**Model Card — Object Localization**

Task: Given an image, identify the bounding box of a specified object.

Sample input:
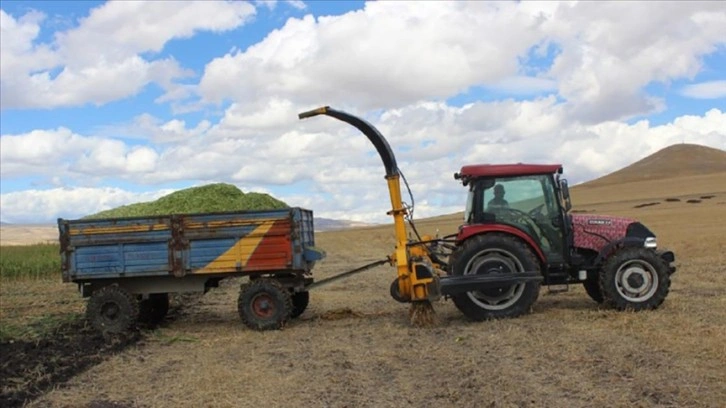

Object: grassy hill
[86,183,288,219]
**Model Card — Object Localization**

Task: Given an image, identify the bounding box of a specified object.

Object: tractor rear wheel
[86,285,139,335]
[599,248,671,311]
[238,279,292,330]
[290,291,310,318]
[450,233,541,320]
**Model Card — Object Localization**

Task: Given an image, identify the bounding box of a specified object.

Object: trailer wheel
[450,234,541,320]
[583,274,604,304]
[138,293,170,324]
[290,291,310,319]
[238,279,292,330]
[86,285,139,335]
[599,248,671,311]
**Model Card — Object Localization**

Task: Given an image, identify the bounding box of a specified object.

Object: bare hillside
[583,143,726,187]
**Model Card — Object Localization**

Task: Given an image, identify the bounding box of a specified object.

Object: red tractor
[447,164,676,320]
[299,107,676,323]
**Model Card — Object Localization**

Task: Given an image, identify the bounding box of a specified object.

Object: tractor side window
[481,176,564,261]
[484,177,544,214]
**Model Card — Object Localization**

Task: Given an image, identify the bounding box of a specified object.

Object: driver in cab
[487,184,509,212]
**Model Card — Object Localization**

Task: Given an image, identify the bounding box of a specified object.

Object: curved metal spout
[298,106,399,177]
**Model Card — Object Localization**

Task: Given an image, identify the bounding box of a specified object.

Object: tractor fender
[593,236,646,266]
[456,224,547,264]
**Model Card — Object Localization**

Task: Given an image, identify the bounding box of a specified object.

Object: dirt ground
[1,172,725,408]
[0,321,140,407]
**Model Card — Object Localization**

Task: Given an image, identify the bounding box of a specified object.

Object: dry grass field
[0,225,57,247]
[1,145,725,408]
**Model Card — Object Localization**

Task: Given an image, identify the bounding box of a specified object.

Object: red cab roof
[457,164,562,179]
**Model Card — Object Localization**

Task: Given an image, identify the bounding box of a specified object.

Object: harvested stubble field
[1,171,725,408]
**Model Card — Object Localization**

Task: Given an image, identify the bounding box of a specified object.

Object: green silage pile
[86,183,288,219]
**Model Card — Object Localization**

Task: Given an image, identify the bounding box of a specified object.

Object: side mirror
[561,179,572,212]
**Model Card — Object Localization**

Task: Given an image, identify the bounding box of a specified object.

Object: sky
[1,1,725,225]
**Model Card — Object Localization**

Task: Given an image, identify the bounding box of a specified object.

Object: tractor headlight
[644,237,657,248]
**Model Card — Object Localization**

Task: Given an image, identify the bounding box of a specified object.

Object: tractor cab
[455,164,572,265]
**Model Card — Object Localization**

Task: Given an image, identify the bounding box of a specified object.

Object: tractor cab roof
[455,164,562,184]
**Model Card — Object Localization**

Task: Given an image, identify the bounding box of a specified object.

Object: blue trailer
[58,207,325,333]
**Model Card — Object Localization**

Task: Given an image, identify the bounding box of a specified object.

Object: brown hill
[583,143,726,187]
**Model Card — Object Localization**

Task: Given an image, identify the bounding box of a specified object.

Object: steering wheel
[496,207,532,224]
[494,207,543,239]
[528,203,546,219]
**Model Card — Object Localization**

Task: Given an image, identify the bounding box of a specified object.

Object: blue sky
[1,1,725,224]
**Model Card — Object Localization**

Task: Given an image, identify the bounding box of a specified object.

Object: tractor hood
[571,214,657,253]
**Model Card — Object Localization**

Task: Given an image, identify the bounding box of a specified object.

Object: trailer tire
[290,291,310,318]
[450,234,541,321]
[238,279,292,330]
[599,248,671,311]
[138,293,170,324]
[86,285,139,335]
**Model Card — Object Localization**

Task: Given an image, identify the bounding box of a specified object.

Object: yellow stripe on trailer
[184,218,280,230]
[69,224,169,235]
[194,221,276,274]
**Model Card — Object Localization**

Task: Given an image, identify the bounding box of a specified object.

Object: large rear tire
[86,285,139,335]
[599,248,671,311]
[450,234,541,320]
[238,279,292,330]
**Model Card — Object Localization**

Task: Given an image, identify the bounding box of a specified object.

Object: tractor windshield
[468,174,564,260]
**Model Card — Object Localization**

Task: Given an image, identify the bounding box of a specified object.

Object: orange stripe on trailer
[244,220,293,271]
[194,221,276,274]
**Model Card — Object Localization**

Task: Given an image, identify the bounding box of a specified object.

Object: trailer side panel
[59,208,319,283]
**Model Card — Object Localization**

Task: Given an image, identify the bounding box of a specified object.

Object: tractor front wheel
[450,234,541,320]
[599,248,671,311]
[238,279,292,330]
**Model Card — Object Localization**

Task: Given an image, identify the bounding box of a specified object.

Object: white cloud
[285,1,307,11]
[0,187,171,224]
[485,76,558,95]
[199,2,542,109]
[198,2,725,122]
[0,128,94,176]
[542,1,726,122]
[0,127,163,181]
[125,114,212,143]
[680,80,726,99]
[1,1,256,109]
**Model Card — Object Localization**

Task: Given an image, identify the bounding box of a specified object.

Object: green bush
[0,243,60,280]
